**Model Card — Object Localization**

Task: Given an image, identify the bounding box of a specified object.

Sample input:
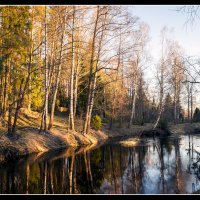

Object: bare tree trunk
[11,47,33,135]
[44,7,49,132]
[177,92,180,123]
[86,72,97,134]
[27,77,32,112]
[154,65,164,129]
[129,83,137,127]
[69,6,76,131]
[110,26,121,129]
[73,39,80,119]
[190,84,193,122]
[2,57,10,127]
[12,103,20,135]
[7,104,12,135]
[83,6,99,135]
[48,10,65,130]
[0,73,3,121]
[154,103,164,129]
[85,8,108,134]
[174,91,177,124]
[73,65,78,119]
[40,6,49,132]
[2,62,8,125]
[187,84,190,121]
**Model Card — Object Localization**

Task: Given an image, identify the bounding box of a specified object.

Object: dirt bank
[0,122,155,162]
[0,127,108,162]
[0,109,109,162]
[1,108,200,162]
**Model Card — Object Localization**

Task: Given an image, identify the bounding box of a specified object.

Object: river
[0,134,200,194]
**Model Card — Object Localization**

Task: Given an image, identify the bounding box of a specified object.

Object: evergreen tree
[192,107,200,122]
[163,93,174,122]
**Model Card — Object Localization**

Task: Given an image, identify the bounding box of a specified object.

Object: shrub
[91,115,102,131]
[158,119,168,131]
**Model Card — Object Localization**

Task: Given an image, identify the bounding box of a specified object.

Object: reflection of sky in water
[1,134,200,194]
[96,135,200,194]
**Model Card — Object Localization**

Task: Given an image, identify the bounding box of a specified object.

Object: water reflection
[1,134,200,194]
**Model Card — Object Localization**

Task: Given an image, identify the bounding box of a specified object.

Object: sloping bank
[0,127,108,162]
[1,122,200,163]
[0,123,155,162]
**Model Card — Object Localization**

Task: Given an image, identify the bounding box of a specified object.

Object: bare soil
[0,109,108,162]
[0,108,199,162]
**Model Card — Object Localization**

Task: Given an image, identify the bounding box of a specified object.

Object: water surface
[1,134,200,194]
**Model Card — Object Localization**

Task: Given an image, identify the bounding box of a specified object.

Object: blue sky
[130,5,200,62]
[127,5,200,106]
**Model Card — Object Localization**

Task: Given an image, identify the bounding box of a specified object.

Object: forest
[0,6,200,147]
[1,5,200,195]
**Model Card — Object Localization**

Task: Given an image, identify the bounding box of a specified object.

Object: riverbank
[0,108,111,162]
[1,108,200,162]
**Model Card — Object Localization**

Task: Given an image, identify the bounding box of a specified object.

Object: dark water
[1,134,200,194]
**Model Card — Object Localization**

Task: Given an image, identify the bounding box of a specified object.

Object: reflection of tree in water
[186,134,200,193]
[173,137,185,193]
[156,137,185,194]
[125,146,146,193]
[2,136,200,194]
[108,144,149,194]
[155,138,166,193]
[155,137,177,193]
[0,143,163,194]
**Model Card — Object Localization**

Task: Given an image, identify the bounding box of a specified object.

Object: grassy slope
[1,108,199,160]
[0,109,108,159]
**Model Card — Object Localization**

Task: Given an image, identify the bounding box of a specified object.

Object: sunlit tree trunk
[73,57,79,119]
[83,6,99,134]
[154,28,167,129]
[154,63,164,129]
[129,58,139,127]
[48,8,66,130]
[69,6,76,131]
[40,6,49,132]
[110,29,121,129]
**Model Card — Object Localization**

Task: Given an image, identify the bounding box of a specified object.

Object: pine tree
[192,107,200,122]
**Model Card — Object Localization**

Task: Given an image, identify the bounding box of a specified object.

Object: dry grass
[102,123,154,138]
[3,108,195,160]
[0,109,108,159]
[119,138,140,147]
[169,123,200,136]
